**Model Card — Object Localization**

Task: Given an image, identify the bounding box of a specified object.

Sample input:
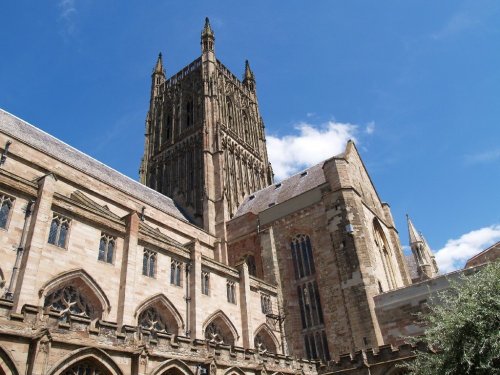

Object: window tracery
[62,361,108,375]
[204,322,226,344]
[98,233,115,264]
[143,249,157,278]
[44,285,94,320]
[138,307,168,333]
[170,259,182,286]
[48,214,70,248]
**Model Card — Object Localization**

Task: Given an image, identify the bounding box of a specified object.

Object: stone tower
[407,215,439,280]
[140,18,273,260]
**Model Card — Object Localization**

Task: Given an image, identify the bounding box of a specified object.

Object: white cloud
[365,122,375,134]
[434,224,500,273]
[58,0,77,37]
[267,121,358,181]
[464,148,500,165]
[432,12,479,40]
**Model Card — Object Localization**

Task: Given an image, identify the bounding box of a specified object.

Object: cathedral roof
[0,109,189,222]
[234,161,327,218]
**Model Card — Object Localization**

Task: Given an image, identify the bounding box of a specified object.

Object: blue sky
[1,1,499,272]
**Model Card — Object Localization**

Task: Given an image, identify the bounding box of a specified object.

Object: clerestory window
[202,271,210,295]
[98,233,115,264]
[226,280,236,304]
[143,249,157,278]
[48,214,70,248]
[170,259,182,286]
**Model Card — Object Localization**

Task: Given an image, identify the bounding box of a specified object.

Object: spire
[201,17,215,53]
[406,214,423,245]
[153,53,165,76]
[202,17,214,37]
[243,60,256,91]
[244,60,254,81]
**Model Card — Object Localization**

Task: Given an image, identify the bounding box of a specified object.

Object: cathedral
[0,18,448,375]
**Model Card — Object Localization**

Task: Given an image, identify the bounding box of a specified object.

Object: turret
[243,60,256,92]
[151,53,165,100]
[407,215,439,280]
[201,17,215,54]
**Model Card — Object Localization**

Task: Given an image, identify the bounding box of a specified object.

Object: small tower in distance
[407,215,439,281]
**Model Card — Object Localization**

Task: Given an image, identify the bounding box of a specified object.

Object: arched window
[48,214,70,248]
[242,112,250,143]
[185,99,194,127]
[201,271,210,295]
[98,233,115,264]
[170,260,182,286]
[44,285,95,321]
[291,235,315,279]
[0,194,14,229]
[226,97,234,128]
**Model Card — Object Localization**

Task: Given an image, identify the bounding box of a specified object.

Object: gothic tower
[140,18,273,260]
[407,215,439,280]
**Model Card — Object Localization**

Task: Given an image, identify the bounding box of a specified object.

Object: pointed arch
[150,358,194,375]
[135,293,184,335]
[223,367,246,375]
[39,269,110,319]
[47,347,122,375]
[202,309,239,345]
[254,323,279,354]
[0,345,19,375]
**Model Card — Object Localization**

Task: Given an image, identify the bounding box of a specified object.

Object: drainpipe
[184,262,192,337]
[4,199,35,300]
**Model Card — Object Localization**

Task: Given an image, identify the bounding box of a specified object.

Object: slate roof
[234,161,328,218]
[0,109,188,222]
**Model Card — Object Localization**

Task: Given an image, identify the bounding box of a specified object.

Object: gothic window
[202,271,210,295]
[205,321,226,344]
[62,361,108,375]
[143,249,157,278]
[44,285,94,321]
[226,280,236,304]
[138,307,168,332]
[242,111,250,143]
[185,99,194,127]
[48,214,70,248]
[261,294,272,314]
[98,233,115,264]
[170,259,182,286]
[304,330,330,362]
[291,235,315,279]
[226,97,234,128]
[164,114,172,140]
[0,194,14,229]
[246,255,257,276]
[297,281,324,328]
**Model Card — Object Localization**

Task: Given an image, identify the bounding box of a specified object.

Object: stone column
[117,212,140,327]
[237,262,254,348]
[12,173,57,313]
